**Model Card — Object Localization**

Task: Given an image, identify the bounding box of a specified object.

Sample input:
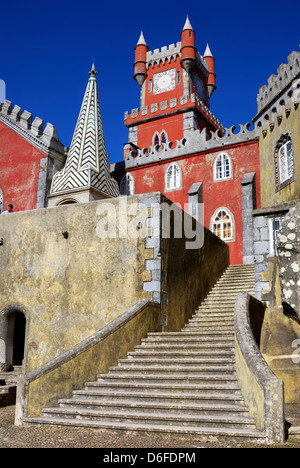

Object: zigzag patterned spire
[50,64,119,198]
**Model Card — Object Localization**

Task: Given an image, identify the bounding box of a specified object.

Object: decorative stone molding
[117,122,258,170]
[253,51,300,134]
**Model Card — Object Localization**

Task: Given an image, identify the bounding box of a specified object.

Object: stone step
[136,342,234,350]
[84,381,241,395]
[96,373,239,385]
[71,389,245,406]
[145,331,235,338]
[24,415,266,443]
[126,350,234,360]
[108,365,236,376]
[39,407,257,429]
[117,357,235,366]
[23,264,265,443]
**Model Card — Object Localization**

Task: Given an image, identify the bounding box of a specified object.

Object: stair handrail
[15,299,160,425]
[234,292,285,444]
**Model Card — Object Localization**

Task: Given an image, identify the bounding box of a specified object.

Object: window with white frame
[165,163,181,191]
[279,140,293,183]
[274,134,295,192]
[214,153,232,181]
[120,174,134,196]
[211,208,234,241]
[269,216,284,256]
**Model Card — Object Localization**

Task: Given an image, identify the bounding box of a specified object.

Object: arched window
[274,134,295,191]
[165,163,181,191]
[214,153,232,181]
[278,140,293,183]
[120,174,134,196]
[211,208,235,242]
[152,130,168,147]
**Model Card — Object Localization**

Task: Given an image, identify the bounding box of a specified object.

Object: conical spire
[136,31,147,47]
[204,43,214,58]
[50,65,119,200]
[182,15,194,32]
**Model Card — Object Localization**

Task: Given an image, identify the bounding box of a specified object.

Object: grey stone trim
[234,293,285,444]
[242,172,256,264]
[253,215,271,300]
[36,158,48,209]
[188,182,203,221]
[119,122,258,171]
[140,195,162,303]
[125,93,223,131]
[0,100,66,158]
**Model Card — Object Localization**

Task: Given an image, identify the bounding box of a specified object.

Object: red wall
[127,140,261,265]
[0,121,45,212]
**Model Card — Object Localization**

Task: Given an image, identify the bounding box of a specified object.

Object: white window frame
[120,174,135,196]
[211,207,235,242]
[213,153,232,182]
[279,140,293,184]
[165,163,182,192]
[268,216,284,256]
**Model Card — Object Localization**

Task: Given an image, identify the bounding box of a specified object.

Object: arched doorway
[12,312,26,367]
[0,305,28,372]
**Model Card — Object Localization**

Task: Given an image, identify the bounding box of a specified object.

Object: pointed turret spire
[204,43,214,58]
[203,44,216,98]
[182,15,194,32]
[136,31,147,47]
[49,65,119,204]
[134,31,149,88]
[180,15,196,74]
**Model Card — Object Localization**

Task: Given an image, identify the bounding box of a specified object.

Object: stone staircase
[24,264,268,443]
[0,366,22,407]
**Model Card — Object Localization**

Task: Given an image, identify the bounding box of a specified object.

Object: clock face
[192,73,206,101]
[153,69,176,95]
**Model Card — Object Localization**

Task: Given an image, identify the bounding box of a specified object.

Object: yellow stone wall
[258,102,300,208]
[0,195,154,373]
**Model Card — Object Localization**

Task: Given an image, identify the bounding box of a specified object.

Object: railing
[234,293,285,444]
[15,299,160,425]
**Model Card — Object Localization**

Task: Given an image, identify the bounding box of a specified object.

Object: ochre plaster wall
[258,103,300,208]
[0,195,154,373]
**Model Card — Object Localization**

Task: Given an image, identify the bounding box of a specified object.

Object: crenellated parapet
[124,92,223,132]
[254,51,300,133]
[115,122,258,170]
[146,41,208,77]
[0,99,66,158]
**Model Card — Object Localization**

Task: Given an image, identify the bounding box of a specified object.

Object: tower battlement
[256,51,300,113]
[0,99,66,157]
[146,41,209,77]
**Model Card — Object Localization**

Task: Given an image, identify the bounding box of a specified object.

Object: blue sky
[1,0,299,164]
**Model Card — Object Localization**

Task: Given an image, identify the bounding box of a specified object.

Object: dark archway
[0,304,29,371]
[12,312,26,367]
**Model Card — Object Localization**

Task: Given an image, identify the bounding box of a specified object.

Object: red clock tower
[124,16,220,153]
